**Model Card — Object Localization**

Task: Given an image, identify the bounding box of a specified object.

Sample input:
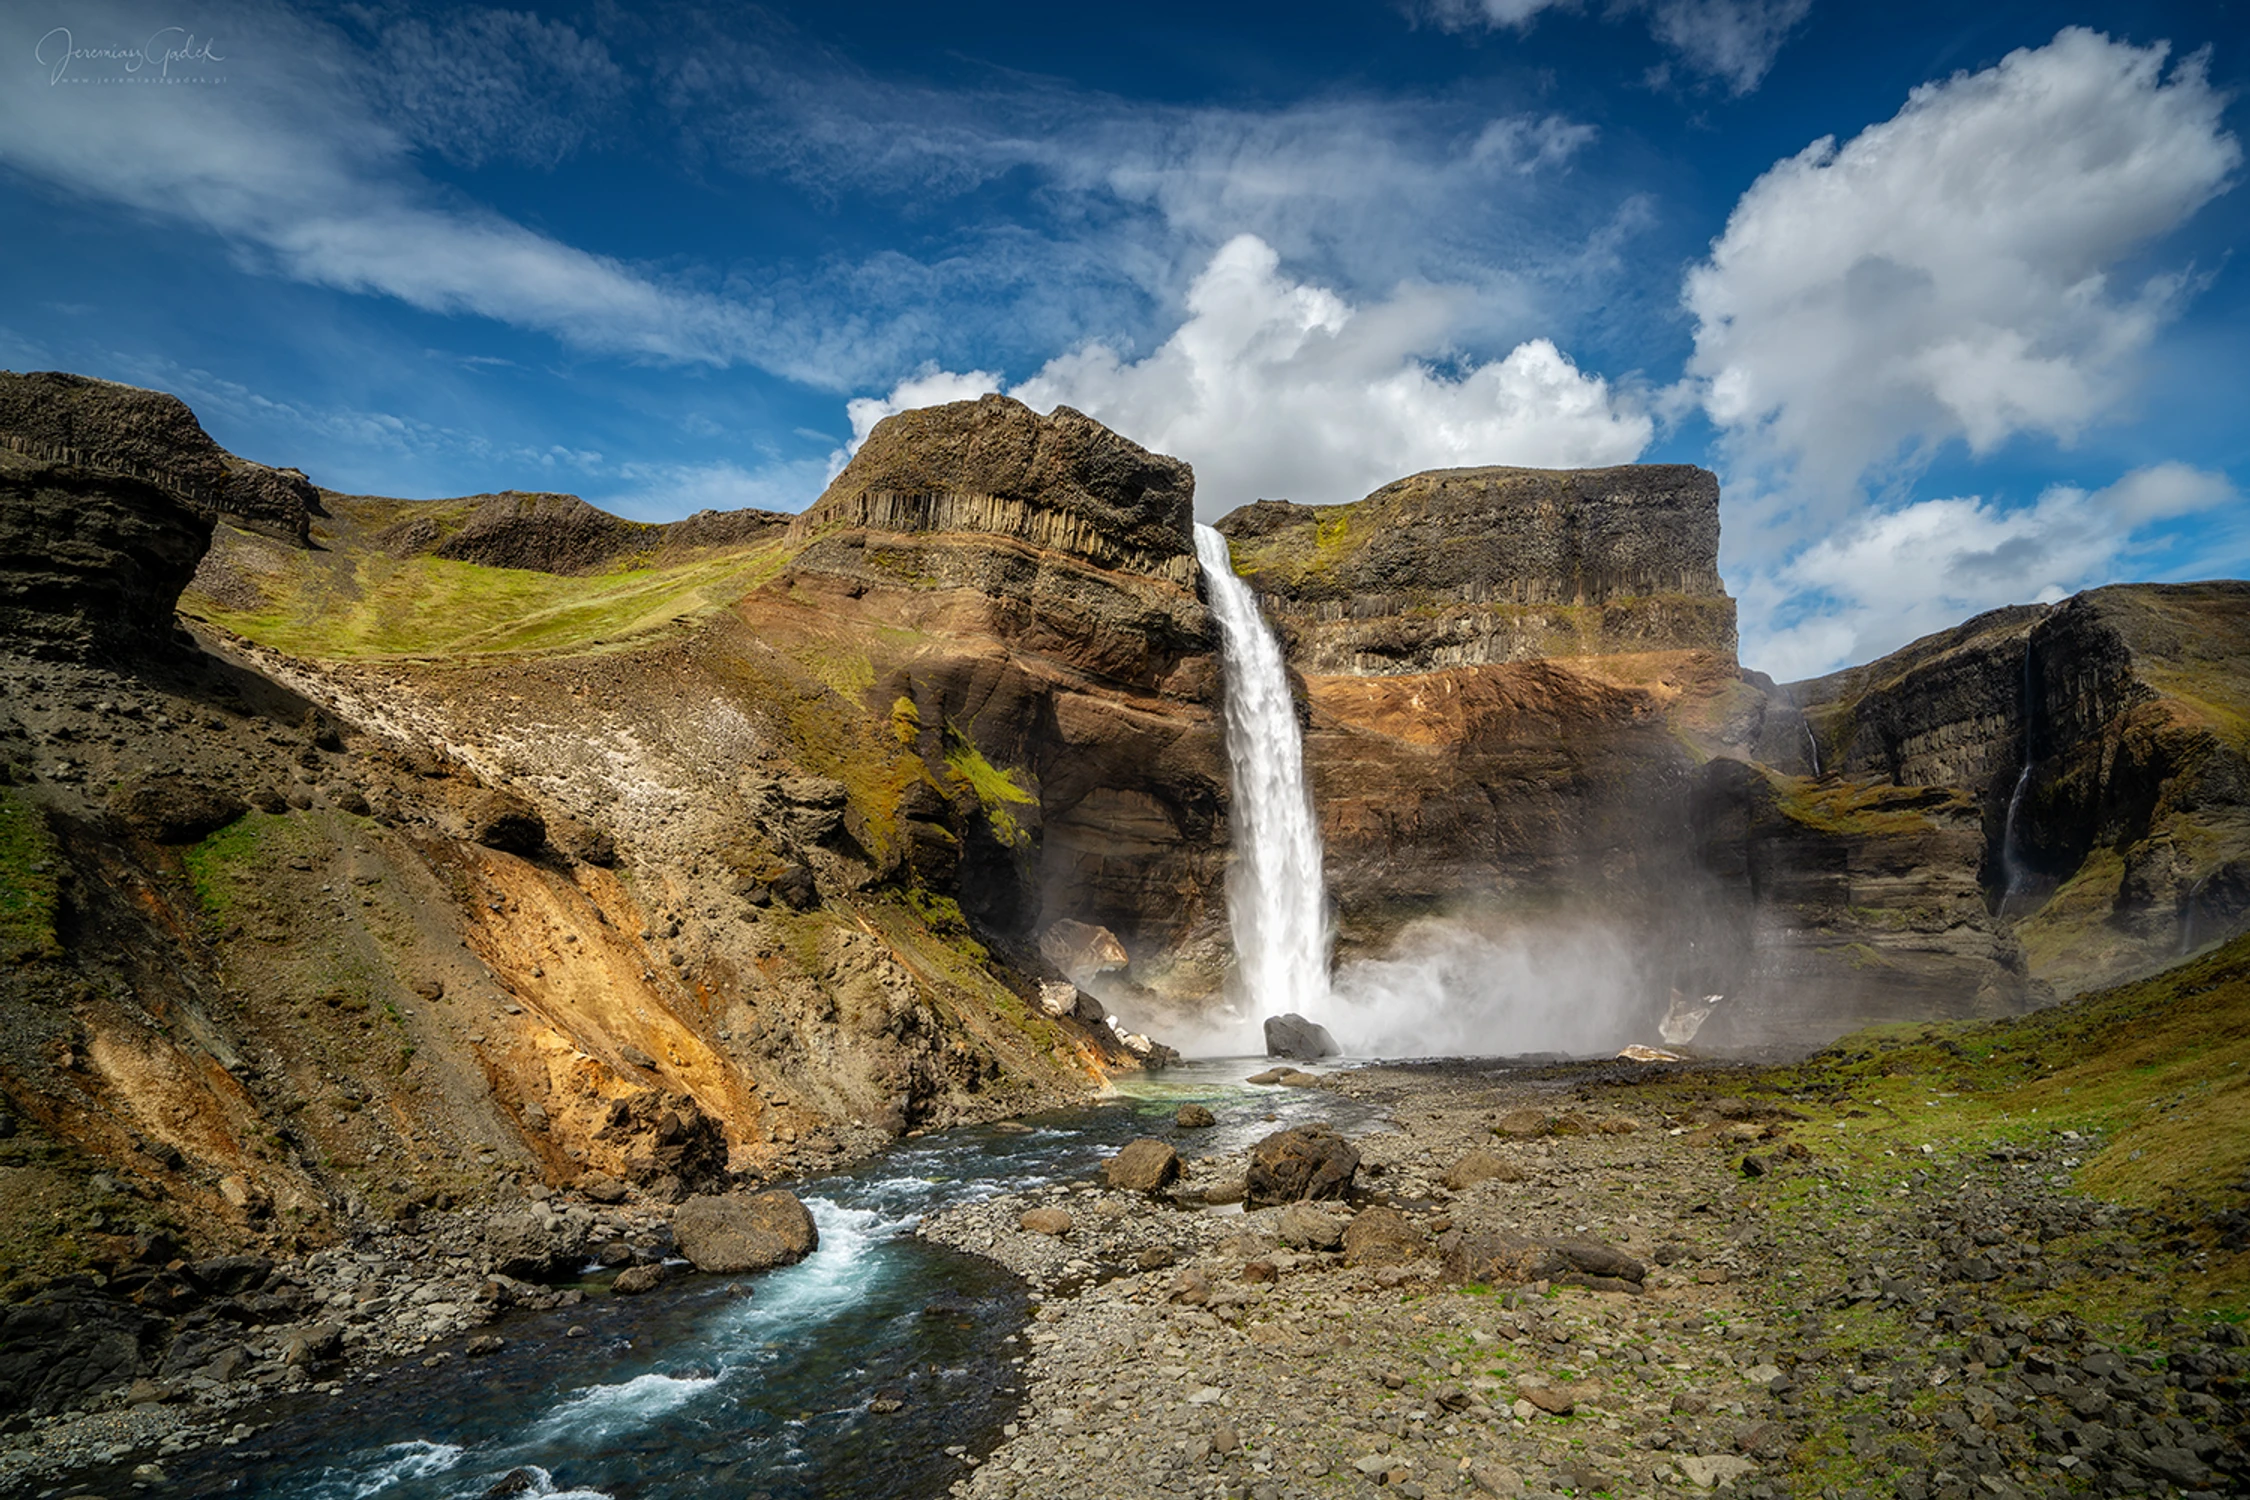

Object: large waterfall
[1193,524,1331,1027]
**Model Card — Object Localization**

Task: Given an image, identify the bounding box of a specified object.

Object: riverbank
[925,1037,2248,1500]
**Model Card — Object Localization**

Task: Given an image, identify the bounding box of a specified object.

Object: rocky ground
[920,1062,2247,1500]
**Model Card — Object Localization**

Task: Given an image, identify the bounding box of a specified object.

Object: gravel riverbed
[920,1063,2247,1500]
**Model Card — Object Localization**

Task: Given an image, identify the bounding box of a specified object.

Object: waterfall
[1193,524,1331,1026]
[2000,639,2036,909]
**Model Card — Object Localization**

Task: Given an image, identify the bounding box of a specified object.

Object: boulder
[1439,1230,1646,1292]
[0,1289,166,1413]
[610,1263,668,1295]
[1443,1151,1524,1190]
[1037,919,1131,985]
[109,772,244,844]
[1263,1013,1340,1060]
[465,790,545,854]
[481,1210,588,1282]
[1174,1103,1217,1129]
[1341,1206,1427,1267]
[1491,1108,1550,1138]
[1275,1203,1345,1251]
[1245,1124,1360,1207]
[1019,1207,1073,1237]
[672,1190,819,1274]
[1101,1138,1182,1193]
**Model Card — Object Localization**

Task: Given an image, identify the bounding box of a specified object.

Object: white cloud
[1684,27,2240,562]
[1418,0,1812,94]
[1742,463,2241,680]
[845,235,1650,515]
[1647,0,1813,95]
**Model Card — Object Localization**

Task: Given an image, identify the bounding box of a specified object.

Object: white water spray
[1194,524,1331,1030]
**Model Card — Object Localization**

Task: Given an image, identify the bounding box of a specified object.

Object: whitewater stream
[163,1063,1370,1500]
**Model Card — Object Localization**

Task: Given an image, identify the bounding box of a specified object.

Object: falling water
[1193,524,1331,1025]
[2000,639,2037,909]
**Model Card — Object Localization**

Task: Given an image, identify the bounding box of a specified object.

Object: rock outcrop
[1215,465,1734,675]
[0,371,316,543]
[0,444,213,661]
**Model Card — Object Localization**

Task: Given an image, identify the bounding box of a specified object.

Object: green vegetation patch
[1775,928,2250,1220]
[1774,777,1976,838]
[187,539,792,661]
[0,789,63,963]
[942,724,1036,849]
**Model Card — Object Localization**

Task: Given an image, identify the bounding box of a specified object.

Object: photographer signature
[35,26,225,85]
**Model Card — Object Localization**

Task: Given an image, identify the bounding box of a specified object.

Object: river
[161,1061,1377,1500]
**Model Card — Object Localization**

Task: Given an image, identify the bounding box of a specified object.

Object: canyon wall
[1,370,2245,1297]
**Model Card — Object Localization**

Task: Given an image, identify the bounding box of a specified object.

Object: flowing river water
[162,1063,1377,1500]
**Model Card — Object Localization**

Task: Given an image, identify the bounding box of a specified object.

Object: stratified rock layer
[1217,465,1734,675]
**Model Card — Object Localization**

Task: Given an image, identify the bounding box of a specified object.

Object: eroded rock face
[1216,465,1733,677]
[0,371,314,542]
[795,394,1197,582]
[0,452,212,661]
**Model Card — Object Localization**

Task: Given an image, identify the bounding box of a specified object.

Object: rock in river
[672,1190,819,1274]
[1101,1138,1182,1193]
[1263,1013,1340,1060]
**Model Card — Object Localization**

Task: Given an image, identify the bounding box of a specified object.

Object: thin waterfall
[2000,637,2036,909]
[1193,523,1331,1024]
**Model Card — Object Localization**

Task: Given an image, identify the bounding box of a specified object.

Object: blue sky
[1,0,2244,677]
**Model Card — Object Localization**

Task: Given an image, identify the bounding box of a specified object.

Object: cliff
[0,371,317,543]
[1215,465,1736,673]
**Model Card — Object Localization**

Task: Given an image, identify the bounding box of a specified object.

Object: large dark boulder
[0,455,211,662]
[1263,1013,1340,1060]
[672,1190,818,1274]
[1244,1123,1360,1208]
[110,772,245,843]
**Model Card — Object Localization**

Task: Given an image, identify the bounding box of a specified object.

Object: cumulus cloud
[842,235,1651,514]
[1685,27,2240,557]
[1743,463,2242,680]
[1418,0,1812,95]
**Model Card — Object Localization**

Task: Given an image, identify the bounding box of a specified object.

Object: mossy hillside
[1773,776,1977,839]
[943,723,1037,849]
[0,788,63,963]
[186,530,793,661]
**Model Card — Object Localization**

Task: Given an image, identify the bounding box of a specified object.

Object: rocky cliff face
[1216,465,1735,675]
[1789,583,2250,994]
[0,372,317,543]
[0,385,1184,1299]
[1215,471,2043,1049]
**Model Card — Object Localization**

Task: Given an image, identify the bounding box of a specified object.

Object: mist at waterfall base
[1188,523,1659,1062]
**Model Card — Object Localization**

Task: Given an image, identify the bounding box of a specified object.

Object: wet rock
[1245,1124,1360,1207]
[672,1190,819,1274]
[0,1289,165,1413]
[1262,1013,1340,1060]
[464,1334,506,1356]
[1175,1103,1217,1129]
[609,1264,667,1296]
[1101,1138,1182,1193]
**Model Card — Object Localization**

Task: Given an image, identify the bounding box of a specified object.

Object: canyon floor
[4,943,2246,1500]
[925,942,2250,1500]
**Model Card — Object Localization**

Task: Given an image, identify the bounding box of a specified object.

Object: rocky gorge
[0,368,2245,1497]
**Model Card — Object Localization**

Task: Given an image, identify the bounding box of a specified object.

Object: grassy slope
[185,520,792,661]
